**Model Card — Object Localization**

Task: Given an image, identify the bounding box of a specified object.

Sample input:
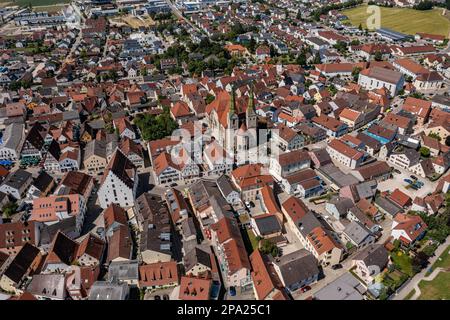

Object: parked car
[404,178,413,184]
[410,175,418,180]
[393,169,401,174]
[331,264,343,270]
[170,182,178,187]
[300,286,311,293]
[416,181,424,187]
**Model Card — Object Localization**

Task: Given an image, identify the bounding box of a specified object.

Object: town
[0,0,449,301]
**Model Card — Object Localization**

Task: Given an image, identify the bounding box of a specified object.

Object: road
[164,0,200,33]
[392,236,450,300]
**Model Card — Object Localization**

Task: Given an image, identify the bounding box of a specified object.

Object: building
[0,123,25,162]
[326,139,365,169]
[391,213,427,246]
[98,149,139,209]
[351,244,388,285]
[0,169,33,200]
[358,67,404,97]
[272,249,319,294]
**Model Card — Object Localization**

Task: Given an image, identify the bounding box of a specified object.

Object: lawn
[390,250,414,277]
[404,289,416,300]
[240,228,259,255]
[0,0,70,7]
[418,271,450,300]
[430,245,450,270]
[342,4,450,37]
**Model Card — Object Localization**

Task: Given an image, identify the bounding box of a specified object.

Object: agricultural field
[342,4,450,37]
[0,0,70,7]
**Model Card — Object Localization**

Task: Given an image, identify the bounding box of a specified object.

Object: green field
[0,0,70,7]
[418,271,450,300]
[342,5,450,37]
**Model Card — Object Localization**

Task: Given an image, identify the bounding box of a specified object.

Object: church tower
[227,88,239,130]
[246,88,257,129]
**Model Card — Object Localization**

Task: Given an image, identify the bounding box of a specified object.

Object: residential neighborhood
[0,0,449,303]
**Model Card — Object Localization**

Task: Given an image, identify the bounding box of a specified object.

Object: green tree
[2,202,18,218]
[419,147,430,157]
[352,67,362,82]
[374,51,383,61]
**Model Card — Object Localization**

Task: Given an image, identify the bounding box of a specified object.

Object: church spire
[229,87,236,115]
[247,86,255,113]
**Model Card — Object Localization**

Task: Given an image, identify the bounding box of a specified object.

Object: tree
[428,132,442,141]
[420,147,430,157]
[2,202,17,218]
[446,136,450,147]
[260,240,279,257]
[358,23,363,30]
[205,94,215,104]
[374,51,383,61]
[352,67,362,82]
[312,53,321,64]
[134,108,178,141]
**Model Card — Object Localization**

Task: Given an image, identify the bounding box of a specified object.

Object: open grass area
[0,0,70,6]
[431,245,450,270]
[404,289,416,300]
[418,271,450,300]
[342,5,450,37]
[390,250,414,277]
[240,228,259,255]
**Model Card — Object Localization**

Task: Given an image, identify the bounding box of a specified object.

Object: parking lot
[378,167,438,198]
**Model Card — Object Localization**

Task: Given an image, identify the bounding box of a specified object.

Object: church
[206,87,258,164]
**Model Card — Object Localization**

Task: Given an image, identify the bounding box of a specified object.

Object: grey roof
[329,197,354,216]
[374,197,402,217]
[319,163,359,187]
[84,139,107,160]
[40,216,77,246]
[296,211,322,238]
[352,244,388,270]
[181,217,197,239]
[1,169,32,189]
[27,274,66,300]
[314,272,366,300]
[216,174,237,198]
[343,221,372,245]
[354,180,377,199]
[272,249,319,288]
[184,245,212,272]
[0,123,24,151]
[108,260,139,282]
[88,281,129,300]
[253,214,282,236]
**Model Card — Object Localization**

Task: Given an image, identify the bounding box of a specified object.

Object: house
[374,196,403,219]
[0,123,25,162]
[27,274,66,300]
[352,244,389,284]
[272,123,304,152]
[351,161,392,182]
[98,149,139,209]
[413,71,444,93]
[358,67,404,97]
[339,108,364,130]
[178,275,212,300]
[251,214,282,239]
[0,169,33,200]
[216,174,240,205]
[88,281,129,300]
[312,115,348,138]
[391,213,427,246]
[139,260,180,290]
[272,249,319,294]
[42,231,79,273]
[380,113,413,135]
[325,197,354,219]
[281,196,343,266]
[134,193,172,264]
[387,149,420,170]
[107,260,139,286]
[83,139,107,174]
[106,225,133,264]
[55,171,94,201]
[326,139,365,169]
[230,163,274,202]
[25,171,54,201]
[269,149,311,181]
[164,188,189,228]
[210,216,252,289]
[281,168,323,198]
[388,189,412,209]
[0,243,42,293]
[342,221,376,249]
[183,246,214,277]
[76,234,105,267]
[314,272,366,300]
[30,194,87,234]
[250,249,288,300]
[0,221,41,255]
[113,118,136,141]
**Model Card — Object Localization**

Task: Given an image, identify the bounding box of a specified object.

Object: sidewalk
[393,236,450,300]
